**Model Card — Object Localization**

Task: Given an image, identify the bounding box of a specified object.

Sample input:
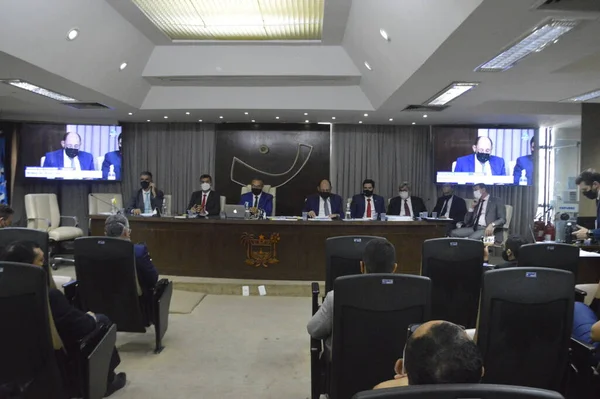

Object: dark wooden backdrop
[433,127,477,172]
[19,123,68,168]
[215,123,330,216]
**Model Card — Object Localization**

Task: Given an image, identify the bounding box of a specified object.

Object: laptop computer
[224,204,246,219]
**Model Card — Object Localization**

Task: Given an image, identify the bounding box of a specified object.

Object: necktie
[366,199,372,218]
[440,199,448,217]
[403,199,411,216]
[473,199,485,231]
[201,194,207,209]
[254,196,259,208]
[324,199,330,216]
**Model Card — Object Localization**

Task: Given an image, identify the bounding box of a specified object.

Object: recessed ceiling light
[219,116,223,119]
[423,114,428,118]
[164,116,168,119]
[304,112,308,116]
[364,61,372,71]
[251,119,256,122]
[389,118,393,122]
[331,116,336,120]
[380,29,390,41]
[563,89,600,102]
[275,116,280,119]
[412,122,416,125]
[66,28,79,41]
[425,82,479,106]
[305,120,309,123]
[244,112,249,115]
[198,119,203,122]
[128,112,133,115]
[147,119,151,122]
[358,121,363,124]
[185,111,190,115]
[119,62,127,71]
[0,79,78,102]
[364,113,368,117]
[475,19,579,72]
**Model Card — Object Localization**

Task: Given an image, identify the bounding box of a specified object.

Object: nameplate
[546,246,555,251]
[449,241,458,247]
[97,240,105,245]
[353,238,362,243]
[0,267,3,273]
[525,272,537,278]
[381,279,394,285]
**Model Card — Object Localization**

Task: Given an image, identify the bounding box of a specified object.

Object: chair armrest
[27,217,50,229]
[60,215,79,227]
[311,282,320,316]
[575,288,588,303]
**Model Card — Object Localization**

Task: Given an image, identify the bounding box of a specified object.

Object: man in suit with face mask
[573,170,600,241]
[454,136,506,176]
[450,183,506,242]
[432,184,467,231]
[126,171,164,215]
[303,179,343,219]
[388,182,427,217]
[187,174,221,217]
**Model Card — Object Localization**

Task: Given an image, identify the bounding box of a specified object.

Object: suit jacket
[432,195,467,223]
[187,190,221,216]
[513,155,534,185]
[307,290,334,354]
[454,154,506,176]
[388,195,427,216]
[134,243,159,292]
[350,194,386,218]
[101,151,122,180]
[239,192,274,216]
[43,149,95,170]
[126,188,165,214]
[303,193,344,218]
[49,288,97,350]
[465,195,506,242]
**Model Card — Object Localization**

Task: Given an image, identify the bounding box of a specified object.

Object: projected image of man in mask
[454,136,506,176]
[43,132,95,170]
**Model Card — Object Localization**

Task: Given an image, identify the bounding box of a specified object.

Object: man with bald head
[303,179,344,219]
[43,132,95,170]
[454,136,506,176]
[374,320,483,389]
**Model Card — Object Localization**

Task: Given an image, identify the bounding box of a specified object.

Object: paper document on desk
[580,249,600,257]
[308,217,332,221]
[386,216,413,222]
[342,218,374,221]
[140,212,155,217]
[269,216,298,221]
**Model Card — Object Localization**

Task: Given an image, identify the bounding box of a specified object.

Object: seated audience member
[432,184,467,231]
[454,136,506,176]
[101,133,122,180]
[572,170,600,241]
[104,214,159,294]
[126,171,165,215]
[0,203,14,227]
[350,179,386,219]
[388,182,427,217]
[374,320,484,389]
[43,132,95,171]
[450,183,506,242]
[572,300,600,362]
[513,136,534,185]
[495,235,528,269]
[307,238,397,356]
[0,241,126,396]
[239,178,273,216]
[303,179,343,219]
[187,174,221,216]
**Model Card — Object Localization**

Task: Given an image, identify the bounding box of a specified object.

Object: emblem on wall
[241,232,280,267]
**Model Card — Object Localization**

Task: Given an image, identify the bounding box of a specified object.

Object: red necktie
[366,199,372,218]
[404,199,411,216]
[201,194,207,209]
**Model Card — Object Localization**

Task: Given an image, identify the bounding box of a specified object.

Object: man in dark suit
[388,182,427,217]
[239,178,274,216]
[187,174,221,217]
[126,171,165,215]
[0,203,14,227]
[450,183,506,242]
[454,136,506,176]
[432,184,467,231]
[101,133,122,180]
[513,137,534,185]
[303,179,343,219]
[350,179,386,219]
[43,132,95,170]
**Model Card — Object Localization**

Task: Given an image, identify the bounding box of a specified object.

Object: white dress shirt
[63,151,81,170]
[362,196,376,218]
[474,196,489,227]
[441,196,453,218]
[474,157,492,176]
[399,197,413,217]
[318,197,331,217]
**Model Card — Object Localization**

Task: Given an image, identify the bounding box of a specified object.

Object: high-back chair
[0,228,52,285]
[241,185,276,215]
[477,268,574,391]
[88,193,123,215]
[329,274,431,399]
[518,243,579,282]
[422,238,483,328]
[325,235,386,293]
[72,237,173,353]
[351,384,565,399]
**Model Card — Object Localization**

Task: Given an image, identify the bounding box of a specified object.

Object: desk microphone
[90,194,121,215]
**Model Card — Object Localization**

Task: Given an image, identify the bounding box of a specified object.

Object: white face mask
[399,191,409,200]
[201,182,211,191]
[473,189,482,200]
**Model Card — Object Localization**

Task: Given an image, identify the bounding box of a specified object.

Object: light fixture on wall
[412,122,416,125]
[358,121,363,124]
[423,114,428,118]
[331,116,336,120]
[147,119,151,122]
[185,111,190,115]
[425,82,479,106]
[251,119,256,122]
[563,88,600,102]
[128,112,133,115]
[119,62,128,71]
[304,112,308,116]
[219,116,224,119]
[364,61,372,71]
[389,118,393,121]
[198,119,203,122]
[66,28,79,41]
[305,120,309,123]
[164,116,168,119]
[244,112,249,115]
[364,113,368,117]
[275,116,280,119]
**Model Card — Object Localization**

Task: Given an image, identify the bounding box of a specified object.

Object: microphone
[90,194,121,215]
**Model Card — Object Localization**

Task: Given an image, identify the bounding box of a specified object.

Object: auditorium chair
[324,235,386,293]
[88,193,123,215]
[310,274,432,399]
[241,184,276,216]
[0,262,115,399]
[69,237,173,353]
[518,243,579,282]
[477,268,574,392]
[351,384,565,399]
[568,337,600,399]
[0,227,53,286]
[25,193,83,270]
[421,238,483,328]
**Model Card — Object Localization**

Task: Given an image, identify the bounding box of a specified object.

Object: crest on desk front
[241,233,280,267]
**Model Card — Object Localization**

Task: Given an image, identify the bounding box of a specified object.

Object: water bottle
[162,202,168,217]
[244,201,250,220]
[107,165,116,180]
[345,201,352,220]
[220,209,227,220]
[519,170,528,186]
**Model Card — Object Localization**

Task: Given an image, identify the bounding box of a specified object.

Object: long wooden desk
[89,216,447,281]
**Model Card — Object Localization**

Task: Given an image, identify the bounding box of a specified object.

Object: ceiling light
[425,82,479,106]
[0,79,78,102]
[251,119,256,122]
[563,89,600,102]
[244,112,249,115]
[185,111,190,115]
[364,61,372,71]
[389,118,393,122]
[219,116,223,119]
[199,119,203,122]
[331,116,336,120]
[305,120,310,123]
[475,19,579,72]
[412,122,416,125]
[423,114,428,118]
[358,121,363,124]
[128,112,133,115]
[364,113,368,117]
[147,119,151,122]
[379,29,390,41]
[164,116,168,119]
[66,28,79,41]
[304,112,308,116]
[275,116,280,120]
[119,62,128,71]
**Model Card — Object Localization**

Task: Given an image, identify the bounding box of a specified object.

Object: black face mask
[363,189,373,197]
[251,188,262,196]
[65,148,79,158]
[140,181,150,190]
[583,189,598,200]
[319,192,331,199]
[442,193,452,199]
[476,152,490,163]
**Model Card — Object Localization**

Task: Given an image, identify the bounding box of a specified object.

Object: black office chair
[70,237,173,353]
[422,238,484,328]
[351,384,565,398]
[518,243,579,281]
[321,274,431,399]
[325,235,386,293]
[0,227,53,287]
[477,268,574,392]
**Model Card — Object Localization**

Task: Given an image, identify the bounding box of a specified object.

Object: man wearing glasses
[43,132,95,170]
